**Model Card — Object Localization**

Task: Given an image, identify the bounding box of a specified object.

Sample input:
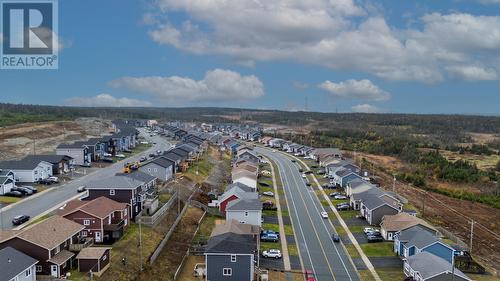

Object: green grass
[335,225,346,235]
[376,267,405,281]
[196,215,218,239]
[260,241,281,252]
[184,153,214,183]
[158,193,172,203]
[320,199,330,207]
[358,270,376,281]
[287,244,299,256]
[360,242,395,257]
[0,196,21,204]
[283,224,294,235]
[348,225,365,233]
[263,209,278,217]
[280,209,289,217]
[344,244,361,258]
[339,210,359,219]
[262,223,280,232]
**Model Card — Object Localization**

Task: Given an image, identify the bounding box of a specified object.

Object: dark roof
[224,182,254,193]
[0,169,14,177]
[0,247,38,281]
[177,144,196,152]
[23,154,73,164]
[175,146,192,154]
[406,252,471,280]
[206,232,256,254]
[397,225,435,242]
[146,157,174,168]
[116,171,156,183]
[57,142,87,149]
[162,152,182,162]
[85,174,145,190]
[0,159,50,170]
[226,198,262,211]
[171,148,188,157]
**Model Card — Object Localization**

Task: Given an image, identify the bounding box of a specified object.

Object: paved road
[0,128,171,229]
[256,147,359,281]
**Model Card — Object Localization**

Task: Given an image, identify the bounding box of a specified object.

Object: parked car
[12,215,30,226]
[4,191,23,197]
[116,154,126,158]
[305,181,311,186]
[330,192,341,197]
[47,176,59,183]
[21,186,37,193]
[262,201,277,210]
[11,186,33,196]
[149,153,155,158]
[320,211,328,219]
[334,195,347,200]
[336,204,350,211]
[355,214,365,219]
[367,235,384,243]
[102,157,114,163]
[364,227,379,234]
[77,186,86,193]
[262,191,274,197]
[272,149,276,152]
[103,153,113,157]
[331,234,340,242]
[262,249,282,259]
[139,156,147,162]
[261,233,279,242]
[261,230,280,238]
[305,269,316,281]
[304,170,313,175]
[81,163,91,167]
[37,178,53,185]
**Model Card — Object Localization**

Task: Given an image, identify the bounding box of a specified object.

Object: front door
[51,265,59,277]
[95,231,102,242]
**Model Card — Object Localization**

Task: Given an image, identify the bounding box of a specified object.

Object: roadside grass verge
[376,267,405,281]
[360,242,395,257]
[344,244,361,258]
[261,241,281,252]
[26,214,50,226]
[339,210,358,219]
[287,244,299,256]
[335,225,346,235]
[0,196,21,204]
[262,223,280,232]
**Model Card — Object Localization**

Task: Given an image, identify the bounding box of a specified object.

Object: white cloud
[351,104,382,113]
[147,1,500,83]
[108,69,264,102]
[318,79,390,101]
[446,65,498,81]
[65,94,152,107]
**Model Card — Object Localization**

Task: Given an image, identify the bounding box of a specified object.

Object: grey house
[56,143,91,166]
[139,157,175,181]
[162,152,182,172]
[205,224,257,281]
[360,195,400,225]
[0,246,38,281]
[404,252,472,281]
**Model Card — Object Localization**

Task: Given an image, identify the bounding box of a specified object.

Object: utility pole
[469,220,474,254]
[138,216,143,272]
[392,175,396,193]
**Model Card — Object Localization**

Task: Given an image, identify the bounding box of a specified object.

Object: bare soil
[0,118,112,160]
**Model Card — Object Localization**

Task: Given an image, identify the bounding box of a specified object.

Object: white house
[0,160,53,183]
[0,169,15,195]
[0,247,38,281]
[226,198,262,226]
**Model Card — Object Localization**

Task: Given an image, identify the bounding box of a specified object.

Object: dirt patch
[0,118,112,160]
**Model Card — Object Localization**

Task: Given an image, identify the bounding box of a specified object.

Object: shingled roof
[57,197,128,219]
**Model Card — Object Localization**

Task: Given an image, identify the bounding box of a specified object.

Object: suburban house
[332,169,363,188]
[311,148,342,163]
[403,252,472,281]
[232,162,258,177]
[0,172,15,195]
[139,157,175,181]
[205,220,259,281]
[22,154,74,175]
[346,178,376,197]
[260,136,273,146]
[0,216,85,278]
[380,212,437,241]
[0,159,53,183]
[218,183,259,213]
[75,247,111,276]
[82,138,107,162]
[84,172,157,219]
[394,225,455,263]
[232,170,258,191]
[360,194,401,225]
[56,143,91,166]
[0,246,38,281]
[236,151,260,165]
[57,197,129,243]
[162,152,183,172]
[226,198,262,226]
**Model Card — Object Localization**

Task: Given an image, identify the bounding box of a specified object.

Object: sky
[0,0,500,115]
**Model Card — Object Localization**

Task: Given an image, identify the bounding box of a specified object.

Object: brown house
[0,216,85,278]
[76,247,111,276]
[57,197,129,243]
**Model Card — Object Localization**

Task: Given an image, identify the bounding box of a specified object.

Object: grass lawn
[335,225,346,235]
[360,242,395,257]
[376,267,405,281]
[158,193,172,203]
[283,224,294,235]
[27,214,50,226]
[280,209,289,217]
[339,210,359,219]
[184,153,214,183]
[348,225,366,233]
[261,241,281,252]
[259,186,274,193]
[344,244,361,258]
[287,244,299,256]
[195,215,218,240]
[320,199,330,207]
[467,274,500,281]
[0,196,21,204]
[262,223,280,232]
[358,270,376,281]
[262,209,278,217]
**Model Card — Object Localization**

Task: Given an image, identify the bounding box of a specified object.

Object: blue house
[394,225,455,263]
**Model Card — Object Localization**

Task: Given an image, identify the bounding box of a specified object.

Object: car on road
[320,211,328,219]
[305,269,316,281]
[116,154,126,158]
[301,173,307,178]
[336,204,350,211]
[334,195,347,200]
[37,178,53,185]
[331,234,340,242]
[367,235,384,243]
[291,159,296,163]
[262,249,282,259]
[4,191,23,197]
[77,186,86,193]
[12,215,30,226]
[47,176,59,183]
[262,191,274,197]
[260,233,279,242]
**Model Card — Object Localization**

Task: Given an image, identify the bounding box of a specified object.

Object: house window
[148,168,151,172]
[110,189,115,196]
[154,168,158,172]
[102,254,107,261]
[231,255,236,262]
[36,265,42,272]
[124,209,127,216]
[25,268,31,276]
[83,219,90,226]
[244,211,249,217]
[223,268,232,276]
[82,231,88,237]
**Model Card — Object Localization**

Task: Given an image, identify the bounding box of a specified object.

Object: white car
[334,195,347,200]
[321,211,328,219]
[262,191,274,197]
[301,173,307,178]
[116,154,126,158]
[262,249,282,259]
[272,149,276,152]
[103,153,112,157]
[140,141,149,145]
[47,176,59,183]
[364,227,379,234]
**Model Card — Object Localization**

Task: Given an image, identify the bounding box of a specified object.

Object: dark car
[22,186,37,193]
[331,234,340,242]
[291,159,296,163]
[139,156,147,162]
[367,235,384,243]
[299,168,303,172]
[149,153,155,158]
[37,178,53,185]
[336,204,350,211]
[11,186,33,196]
[304,170,313,175]
[305,181,311,186]
[5,191,23,197]
[12,215,30,226]
[77,186,86,193]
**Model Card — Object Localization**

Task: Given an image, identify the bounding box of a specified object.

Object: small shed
[76,247,111,276]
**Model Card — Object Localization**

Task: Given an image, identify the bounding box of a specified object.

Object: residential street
[256,147,360,281]
[0,129,172,229]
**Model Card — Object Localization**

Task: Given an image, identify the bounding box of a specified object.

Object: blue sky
[1,0,499,115]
